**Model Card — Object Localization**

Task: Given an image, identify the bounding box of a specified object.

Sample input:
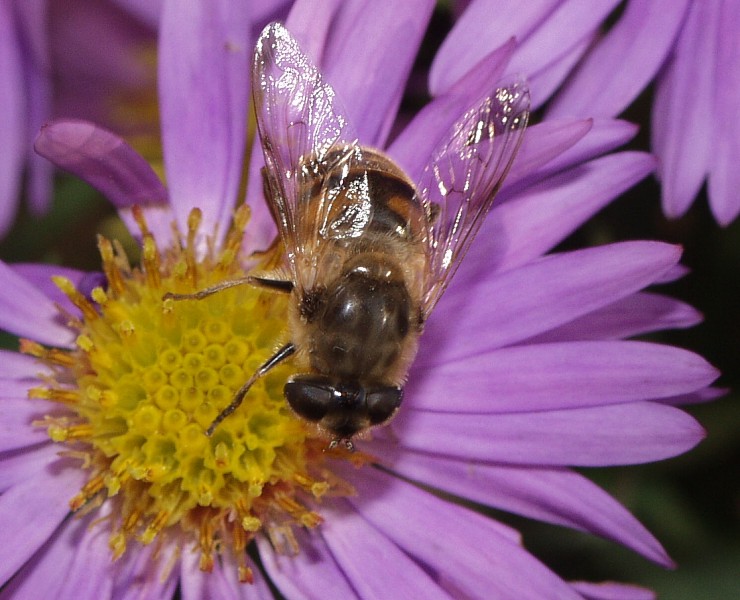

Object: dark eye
[365,387,403,425]
[284,377,334,422]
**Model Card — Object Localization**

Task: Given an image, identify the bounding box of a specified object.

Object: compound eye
[284,376,335,422]
[365,387,403,425]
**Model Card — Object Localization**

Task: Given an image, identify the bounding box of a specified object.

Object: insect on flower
[166,22,530,448]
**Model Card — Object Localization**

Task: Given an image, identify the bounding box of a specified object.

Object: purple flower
[1,1,719,599]
[546,0,738,225]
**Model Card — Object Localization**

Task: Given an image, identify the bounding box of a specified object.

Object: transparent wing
[252,22,366,286]
[418,81,530,315]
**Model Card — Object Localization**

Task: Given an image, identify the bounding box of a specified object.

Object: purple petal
[112,541,180,600]
[0,444,58,493]
[0,461,86,585]
[12,263,92,318]
[320,502,450,599]
[34,119,167,208]
[528,292,702,342]
[658,387,727,406]
[527,34,593,109]
[111,0,163,28]
[159,0,250,241]
[0,399,59,453]
[506,0,621,78]
[429,0,561,95]
[0,349,49,379]
[257,528,357,600]
[708,0,740,225]
[388,401,705,466]
[0,260,74,346]
[571,580,656,600]
[652,2,718,218]
[498,118,593,192]
[411,340,718,412]
[5,509,116,600]
[504,119,642,196]
[319,0,435,146]
[180,546,273,600]
[548,0,690,118]
[390,39,517,180]
[379,452,671,566]
[0,2,26,236]
[420,241,683,365]
[458,151,656,276]
[347,467,582,599]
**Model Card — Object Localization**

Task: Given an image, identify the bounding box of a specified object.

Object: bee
[169,23,529,449]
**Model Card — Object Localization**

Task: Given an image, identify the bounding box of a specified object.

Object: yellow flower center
[24,206,359,582]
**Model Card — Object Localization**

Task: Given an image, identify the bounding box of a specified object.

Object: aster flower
[1,2,719,599]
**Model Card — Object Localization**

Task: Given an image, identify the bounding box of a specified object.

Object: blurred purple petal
[0,462,85,584]
[5,510,115,600]
[430,0,561,94]
[392,401,705,466]
[506,119,642,195]
[498,118,592,190]
[257,528,357,600]
[507,0,620,78]
[548,0,689,118]
[380,452,671,566]
[0,2,26,236]
[391,39,517,179]
[320,0,435,146]
[411,340,718,412]
[571,580,656,600]
[349,467,583,599]
[0,398,59,452]
[321,502,450,599]
[111,541,179,600]
[12,263,91,318]
[180,547,273,600]
[0,260,74,346]
[34,119,167,207]
[111,0,163,28]
[459,151,656,275]
[0,349,49,379]
[421,242,682,364]
[0,444,58,493]
[651,2,717,219]
[159,0,250,240]
[527,35,593,109]
[708,0,740,225]
[658,387,727,407]
[529,292,702,342]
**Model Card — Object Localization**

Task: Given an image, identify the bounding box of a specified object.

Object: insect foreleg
[206,342,296,436]
[163,276,293,302]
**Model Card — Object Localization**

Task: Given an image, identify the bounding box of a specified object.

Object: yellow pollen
[25,208,360,581]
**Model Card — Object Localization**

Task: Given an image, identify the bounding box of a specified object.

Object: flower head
[0,1,719,598]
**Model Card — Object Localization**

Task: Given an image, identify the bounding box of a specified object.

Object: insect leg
[163,277,253,301]
[206,342,296,436]
[163,276,293,302]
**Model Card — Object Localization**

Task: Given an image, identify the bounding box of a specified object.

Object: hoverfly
[170,22,529,449]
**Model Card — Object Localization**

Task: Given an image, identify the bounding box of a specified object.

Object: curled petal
[34,119,167,208]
